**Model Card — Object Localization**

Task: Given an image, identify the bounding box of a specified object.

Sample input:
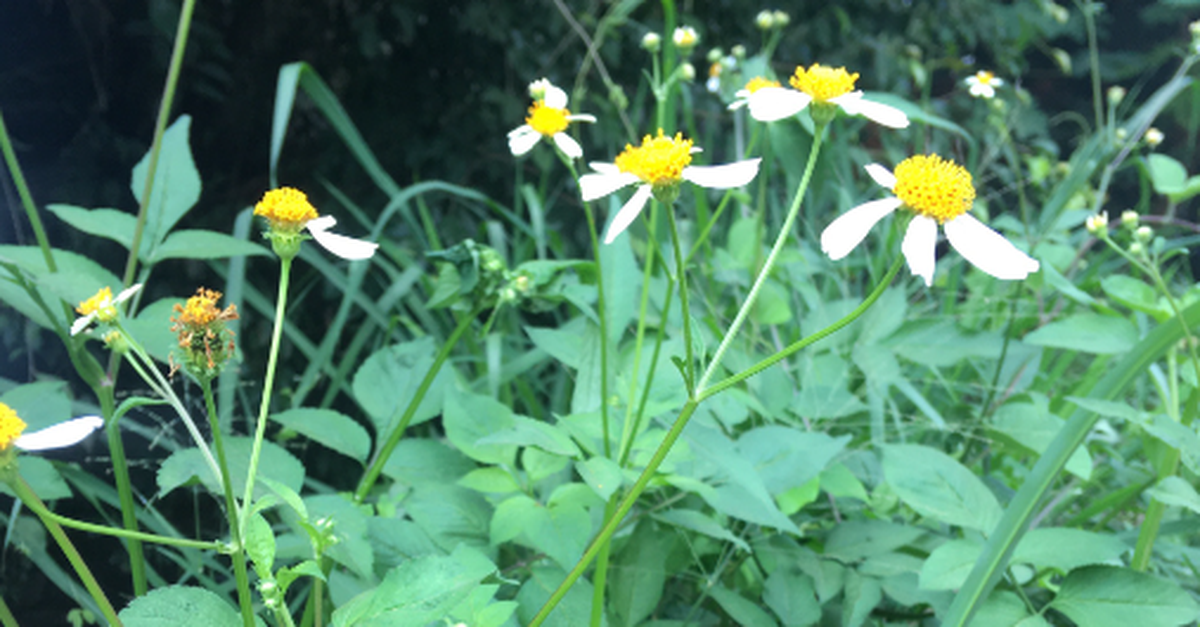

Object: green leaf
[271,408,371,463]
[488,494,589,570]
[884,319,1003,367]
[1101,275,1168,319]
[330,545,495,627]
[738,426,848,495]
[515,565,601,627]
[1023,314,1138,354]
[130,115,202,255]
[157,438,304,500]
[0,456,71,501]
[1147,476,1200,515]
[575,456,623,501]
[405,485,491,553]
[244,511,276,577]
[883,444,1002,533]
[150,229,270,263]
[458,467,521,494]
[1,381,72,431]
[651,509,750,552]
[820,463,869,502]
[381,438,475,488]
[1011,527,1128,574]
[477,414,581,457]
[842,570,883,627]
[1049,565,1199,627]
[920,539,982,591]
[709,585,778,627]
[754,281,793,325]
[302,494,374,580]
[1147,153,1200,202]
[126,298,183,364]
[824,520,925,562]
[119,585,263,627]
[763,568,820,626]
[991,399,1092,480]
[610,522,675,626]
[443,390,518,466]
[46,204,137,250]
[0,245,122,330]
[969,591,1053,627]
[683,425,799,533]
[353,338,452,440]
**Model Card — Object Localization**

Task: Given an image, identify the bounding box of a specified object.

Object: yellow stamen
[976,70,996,85]
[708,63,722,79]
[526,100,571,136]
[173,288,231,328]
[171,288,239,373]
[254,187,319,229]
[789,63,859,102]
[614,130,694,187]
[892,155,976,223]
[0,403,26,450]
[743,76,782,94]
[76,287,113,316]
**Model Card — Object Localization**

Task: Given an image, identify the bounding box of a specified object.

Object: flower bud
[706,47,724,64]
[772,10,790,26]
[755,10,774,30]
[641,32,661,52]
[1120,210,1139,229]
[1128,241,1144,256]
[1107,86,1126,106]
[679,62,696,82]
[731,44,746,59]
[1135,225,1153,243]
[528,78,552,101]
[673,26,698,52]
[1085,212,1108,235]
[1144,127,1163,148]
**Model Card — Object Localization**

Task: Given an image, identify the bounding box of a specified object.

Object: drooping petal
[114,284,143,304]
[508,127,542,156]
[543,85,569,109]
[567,113,598,124]
[682,158,762,189]
[747,87,811,122]
[306,216,379,260]
[943,213,1040,281]
[588,162,621,175]
[864,163,897,190]
[70,313,96,336]
[603,185,653,244]
[901,215,939,286]
[832,93,910,129]
[580,170,639,202]
[820,197,903,260]
[16,415,104,451]
[552,132,583,159]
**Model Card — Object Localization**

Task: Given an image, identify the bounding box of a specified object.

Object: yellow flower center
[76,287,113,316]
[174,288,226,327]
[743,76,782,94]
[975,70,996,85]
[892,155,976,223]
[526,100,571,136]
[254,187,319,229]
[788,63,859,102]
[0,403,26,450]
[614,130,694,187]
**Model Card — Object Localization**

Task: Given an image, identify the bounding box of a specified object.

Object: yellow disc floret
[743,76,782,94]
[526,100,571,137]
[0,403,26,450]
[789,63,859,102]
[892,155,976,223]
[76,287,113,316]
[254,187,319,230]
[173,288,226,327]
[614,130,694,187]
[171,287,239,377]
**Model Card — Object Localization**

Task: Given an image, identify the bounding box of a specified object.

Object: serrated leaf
[1049,565,1199,627]
[1147,476,1200,515]
[883,444,1002,533]
[119,586,264,627]
[353,338,452,440]
[575,456,623,501]
[157,438,304,500]
[271,408,370,463]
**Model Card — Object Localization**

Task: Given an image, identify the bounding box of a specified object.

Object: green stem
[589,498,618,627]
[353,308,477,502]
[243,256,292,521]
[26,505,222,550]
[6,474,123,627]
[696,128,824,395]
[99,386,147,596]
[527,256,902,627]
[617,199,662,466]
[201,378,256,627]
[0,594,16,627]
[664,205,696,390]
[120,0,198,287]
[0,110,56,272]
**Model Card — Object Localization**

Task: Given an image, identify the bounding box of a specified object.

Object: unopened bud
[1135,225,1153,243]
[641,32,661,52]
[1085,212,1108,235]
[772,10,790,26]
[755,10,774,30]
[1144,127,1163,148]
[1107,86,1126,106]
[673,26,699,52]
[1121,210,1139,229]
[679,62,696,82]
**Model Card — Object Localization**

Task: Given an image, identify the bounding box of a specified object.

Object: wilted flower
[71,284,142,336]
[745,63,909,128]
[821,155,1039,286]
[579,130,761,243]
[508,81,596,160]
[170,288,239,379]
[965,71,1004,99]
[254,187,379,261]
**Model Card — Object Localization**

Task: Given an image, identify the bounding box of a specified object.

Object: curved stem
[98,386,147,596]
[243,256,292,522]
[696,128,824,395]
[353,308,477,502]
[201,378,256,627]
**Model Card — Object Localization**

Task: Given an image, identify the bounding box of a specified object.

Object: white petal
[306,218,379,260]
[864,163,897,189]
[832,93,910,128]
[70,313,96,336]
[567,113,597,124]
[552,133,583,159]
[943,213,1041,281]
[901,215,939,287]
[682,158,761,189]
[114,284,143,304]
[580,171,638,202]
[747,88,811,122]
[604,185,653,244]
[727,98,749,111]
[16,415,105,451]
[588,162,620,175]
[508,128,542,156]
[820,197,904,260]
[543,85,569,109]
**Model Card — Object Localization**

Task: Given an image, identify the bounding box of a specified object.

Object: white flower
[71,284,143,336]
[1144,127,1163,148]
[507,84,596,160]
[578,130,760,243]
[821,155,1039,286]
[673,26,698,50]
[745,63,909,128]
[1,402,104,453]
[965,71,1004,99]
[728,77,783,111]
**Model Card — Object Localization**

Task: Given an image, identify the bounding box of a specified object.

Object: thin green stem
[6,474,122,627]
[243,256,292,522]
[696,128,824,395]
[353,308,477,502]
[99,386,147,596]
[201,378,256,627]
[25,495,222,550]
[589,498,618,627]
[617,199,662,466]
[665,205,696,391]
[120,0,198,287]
[0,110,56,272]
[527,255,903,627]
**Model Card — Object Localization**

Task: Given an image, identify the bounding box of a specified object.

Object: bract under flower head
[507,83,596,160]
[71,284,142,336]
[820,156,1039,286]
[615,130,695,188]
